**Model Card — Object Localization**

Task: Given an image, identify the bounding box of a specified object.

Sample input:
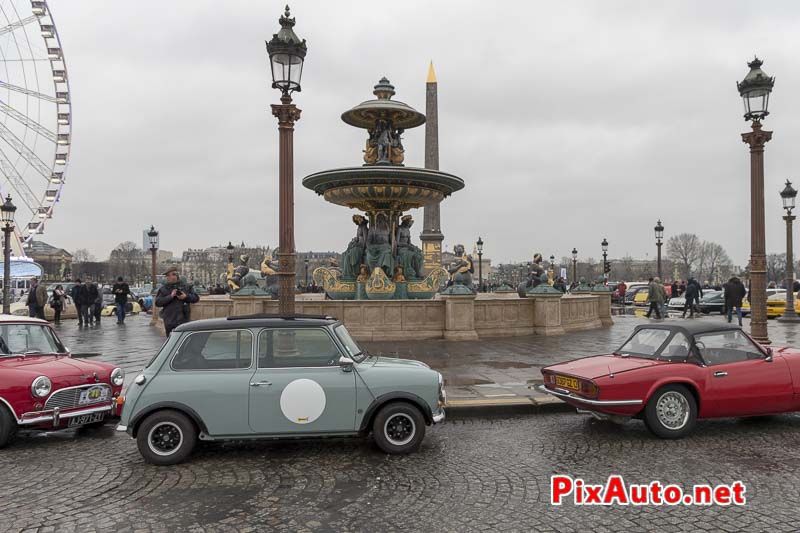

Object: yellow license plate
[555,375,579,390]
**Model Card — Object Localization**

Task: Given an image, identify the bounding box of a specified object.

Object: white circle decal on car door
[280,378,326,424]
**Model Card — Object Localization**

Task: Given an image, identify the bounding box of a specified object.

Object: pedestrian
[26,277,46,319]
[112,276,132,324]
[50,284,66,323]
[678,281,686,296]
[682,278,702,318]
[617,281,627,303]
[645,277,666,319]
[72,279,89,326]
[723,276,747,326]
[670,280,679,301]
[156,267,199,336]
[85,276,100,324]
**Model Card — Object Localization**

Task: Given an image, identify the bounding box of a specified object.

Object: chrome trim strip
[19,400,115,426]
[535,385,643,406]
[432,410,445,424]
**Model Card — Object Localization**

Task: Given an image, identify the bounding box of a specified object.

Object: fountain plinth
[303,78,463,299]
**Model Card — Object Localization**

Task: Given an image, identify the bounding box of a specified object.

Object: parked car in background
[765,291,800,319]
[10,295,77,320]
[0,316,125,447]
[118,315,446,465]
[100,296,142,317]
[623,283,649,305]
[538,322,793,439]
[697,290,725,315]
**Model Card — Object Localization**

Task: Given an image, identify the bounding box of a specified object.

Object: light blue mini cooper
[117,315,445,465]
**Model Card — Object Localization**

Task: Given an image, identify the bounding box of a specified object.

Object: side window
[660,333,690,359]
[258,328,341,368]
[172,330,253,370]
[696,331,763,366]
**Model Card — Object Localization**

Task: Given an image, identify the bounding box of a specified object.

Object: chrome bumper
[432,409,445,424]
[535,385,643,406]
[19,400,116,426]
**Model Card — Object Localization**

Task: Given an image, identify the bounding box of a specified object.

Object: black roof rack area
[226,313,337,321]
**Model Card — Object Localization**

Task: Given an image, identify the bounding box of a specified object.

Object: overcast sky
[37,0,800,265]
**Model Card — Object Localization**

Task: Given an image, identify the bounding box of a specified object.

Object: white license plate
[68,412,104,427]
[78,386,109,405]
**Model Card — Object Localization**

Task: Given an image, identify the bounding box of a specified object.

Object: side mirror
[338,355,354,368]
[765,347,773,362]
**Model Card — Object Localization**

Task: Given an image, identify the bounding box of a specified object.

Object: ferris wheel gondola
[0,0,71,256]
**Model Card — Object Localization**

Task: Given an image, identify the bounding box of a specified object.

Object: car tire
[136,410,197,465]
[372,402,426,455]
[644,384,697,439]
[0,405,18,448]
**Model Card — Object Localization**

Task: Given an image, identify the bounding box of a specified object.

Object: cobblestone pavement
[2,411,800,531]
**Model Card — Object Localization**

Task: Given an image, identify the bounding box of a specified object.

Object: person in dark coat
[723,276,747,326]
[682,278,703,318]
[71,279,90,326]
[670,281,679,301]
[156,267,199,336]
[85,276,100,324]
[112,276,132,324]
[26,277,47,319]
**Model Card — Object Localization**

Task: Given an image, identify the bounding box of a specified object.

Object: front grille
[45,384,111,410]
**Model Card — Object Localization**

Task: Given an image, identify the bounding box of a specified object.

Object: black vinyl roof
[174,314,339,332]
[633,321,742,337]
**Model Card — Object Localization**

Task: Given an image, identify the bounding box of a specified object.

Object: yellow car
[765,292,800,319]
[100,300,142,317]
[633,288,650,306]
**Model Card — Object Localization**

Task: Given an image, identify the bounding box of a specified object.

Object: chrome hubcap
[384,413,415,446]
[656,391,690,430]
[147,422,183,456]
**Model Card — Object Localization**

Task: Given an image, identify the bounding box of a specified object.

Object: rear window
[617,329,670,358]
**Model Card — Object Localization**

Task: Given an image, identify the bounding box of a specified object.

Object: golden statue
[260,252,278,277]
[392,265,406,283]
[356,264,369,282]
[363,129,378,164]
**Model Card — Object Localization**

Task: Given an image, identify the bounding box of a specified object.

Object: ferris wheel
[0,0,71,255]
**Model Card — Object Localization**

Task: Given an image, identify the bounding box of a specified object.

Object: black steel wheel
[136,410,197,465]
[0,405,18,448]
[372,402,426,454]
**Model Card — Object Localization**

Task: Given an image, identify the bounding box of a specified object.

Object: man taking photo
[155,267,199,336]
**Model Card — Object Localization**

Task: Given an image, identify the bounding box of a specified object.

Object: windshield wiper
[21,350,43,355]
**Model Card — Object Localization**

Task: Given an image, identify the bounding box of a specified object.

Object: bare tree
[766,253,786,285]
[71,248,96,263]
[109,241,145,281]
[698,242,733,285]
[666,233,701,279]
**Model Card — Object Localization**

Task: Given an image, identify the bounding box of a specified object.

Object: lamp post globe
[267,5,306,315]
[1,194,16,314]
[779,180,800,322]
[739,57,775,341]
[227,241,235,263]
[476,237,484,292]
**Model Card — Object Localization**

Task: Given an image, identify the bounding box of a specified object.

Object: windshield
[616,328,671,359]
[334,324,365,362]
[0,323,66,355]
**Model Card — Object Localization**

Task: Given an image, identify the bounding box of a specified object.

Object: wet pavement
[48,308,800,409]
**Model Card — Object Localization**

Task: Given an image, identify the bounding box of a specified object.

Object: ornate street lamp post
[227,241,235,264]
[147,225,159,292]
[1,195,16,314]
[267,5,306,315]
[476,237,484,292]
[601,238,609,280]
[738,56,775,343]
[571,248,578,285]
[779,181,800,322]
[654,219,664,280]
[304,257,309,291]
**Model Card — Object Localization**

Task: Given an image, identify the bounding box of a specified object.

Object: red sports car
[537,322,794,438]
[0,316,125,448]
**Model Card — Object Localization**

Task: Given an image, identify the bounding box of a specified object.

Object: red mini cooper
[0,316,125,448]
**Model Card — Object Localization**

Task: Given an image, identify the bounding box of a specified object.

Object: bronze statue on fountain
[518,253,546,297]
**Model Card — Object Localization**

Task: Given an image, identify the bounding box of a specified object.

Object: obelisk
[420,61,444,274]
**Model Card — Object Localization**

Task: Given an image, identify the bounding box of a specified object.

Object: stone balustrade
[178,291,612,342]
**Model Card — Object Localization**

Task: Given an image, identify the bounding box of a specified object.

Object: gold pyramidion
[427,61,437,83]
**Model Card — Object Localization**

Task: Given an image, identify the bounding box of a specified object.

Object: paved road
[2,411,799,531]
[3,314,799,531]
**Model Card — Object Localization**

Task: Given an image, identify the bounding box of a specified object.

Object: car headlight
[437,372,446,407]
[110,368,125,387]
[31,376,52,398]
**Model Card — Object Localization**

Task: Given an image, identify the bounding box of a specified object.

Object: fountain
[304,78,464,299]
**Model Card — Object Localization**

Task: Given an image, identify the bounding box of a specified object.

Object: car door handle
[714,371,728,378]
[249,381,272,387]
